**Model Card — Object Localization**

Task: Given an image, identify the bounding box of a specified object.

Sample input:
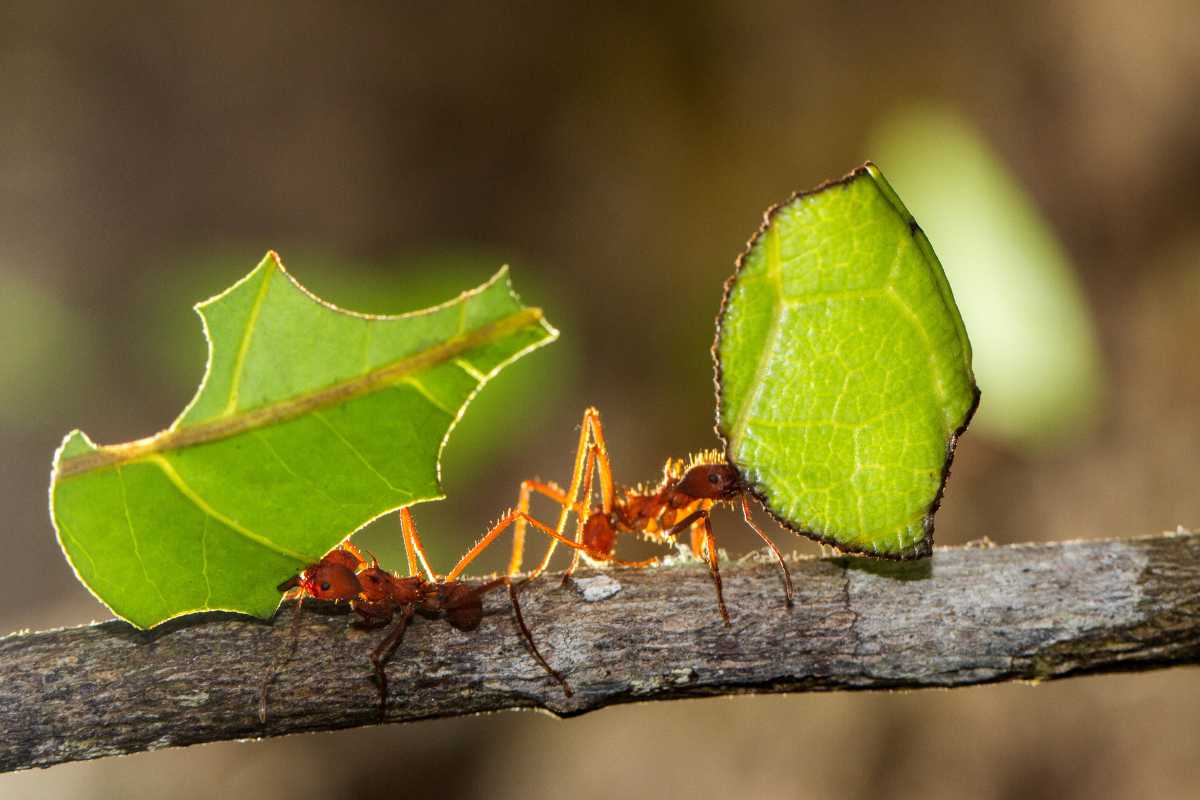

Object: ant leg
[258,594,306,724]
[369,604,415,719]
[340,539,369,566]
[611,554,662,568]
[740,494,794,607]
[506,510,663,583]
[699,515,732,626]
[474,576,573,697]
[562,415,619,572]
[353,602,395,629]
[667,508,731,626]
[400,508,437,581]
[508,479,569,575]
[524,408,602,578]
[446,510,591,583]
[561,443,602,584]
[401,509,419,577]
[689,525,705,560]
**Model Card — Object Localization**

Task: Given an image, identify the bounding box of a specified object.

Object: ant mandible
[506,407,795,625]
[261,506,584,721]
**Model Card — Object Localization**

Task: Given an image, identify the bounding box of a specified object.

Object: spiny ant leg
[529,407,614,579]
[400,507,437,581]
[689,524,705,560]
[258,594,307,724]
[667,508,731,625]
[700,515,732,626]
[369,604,415,719]
[448,509,592,584]
[563,443,603,584]
[611,554,663,568]
[474,577,573,697]
[510,479,569,574]
[740,494,794,607]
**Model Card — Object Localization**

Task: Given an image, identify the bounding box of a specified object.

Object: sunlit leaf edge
[48,252,558,626]
[711,162,980,560]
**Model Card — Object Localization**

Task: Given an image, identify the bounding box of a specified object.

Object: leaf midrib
[57,307,545,479]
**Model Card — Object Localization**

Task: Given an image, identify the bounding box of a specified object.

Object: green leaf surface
[869,108,1102,449]
[50,252,556,627]
[715,164,978,558]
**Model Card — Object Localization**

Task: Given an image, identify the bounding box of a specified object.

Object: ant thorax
[611,450,739,537]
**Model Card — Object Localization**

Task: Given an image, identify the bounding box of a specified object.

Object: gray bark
[2,532,1198,773]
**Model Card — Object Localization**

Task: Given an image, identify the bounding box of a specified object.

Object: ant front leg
[667,508,732,626]
[369,604,415,719]
[258,591,307,724]
[353,602,395,630]
[739,494,794,608]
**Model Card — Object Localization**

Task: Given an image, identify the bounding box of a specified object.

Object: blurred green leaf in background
[0,270,99,430]
[871,108,1104,451]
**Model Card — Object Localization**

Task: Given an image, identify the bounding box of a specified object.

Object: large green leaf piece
[51,252,556,627]
[715,164,978,558]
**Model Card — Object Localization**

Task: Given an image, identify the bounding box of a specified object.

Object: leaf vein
[312,410,406,495]
[145,454,310,563]
[221,261,275,417]
[57,307,545,478]
[117,465,171,615]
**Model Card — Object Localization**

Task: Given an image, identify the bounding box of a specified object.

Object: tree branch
[3,532,1198,772]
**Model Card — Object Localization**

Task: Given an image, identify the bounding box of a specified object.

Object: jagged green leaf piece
[50,252,557,627]
[715,164,978,558]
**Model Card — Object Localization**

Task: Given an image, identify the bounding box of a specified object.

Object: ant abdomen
[440,583,484,631]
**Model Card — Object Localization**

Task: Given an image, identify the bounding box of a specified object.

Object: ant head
[673,463,742,501]
[302,563,362,601]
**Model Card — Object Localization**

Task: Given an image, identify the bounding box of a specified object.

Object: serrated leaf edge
[54,254,556,478]
[48,255,558,626]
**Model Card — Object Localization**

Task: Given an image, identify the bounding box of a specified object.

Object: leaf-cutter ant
[506,407,795,625]
[260,507,581,721]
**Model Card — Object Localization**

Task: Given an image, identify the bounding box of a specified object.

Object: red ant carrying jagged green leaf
[260,507,588,720]
[506,163,978,624]
[506,407,793,625]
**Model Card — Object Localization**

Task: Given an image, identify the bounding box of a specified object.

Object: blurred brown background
[2,2,1198,798]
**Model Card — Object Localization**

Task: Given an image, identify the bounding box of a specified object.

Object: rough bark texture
[3,532,1198,773]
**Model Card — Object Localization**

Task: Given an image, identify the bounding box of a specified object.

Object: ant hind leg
[509,479,569,575]
[473,576,573,697]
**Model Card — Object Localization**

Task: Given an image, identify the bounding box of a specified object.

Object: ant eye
[320,581,331,591]
[708,472,720,484]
